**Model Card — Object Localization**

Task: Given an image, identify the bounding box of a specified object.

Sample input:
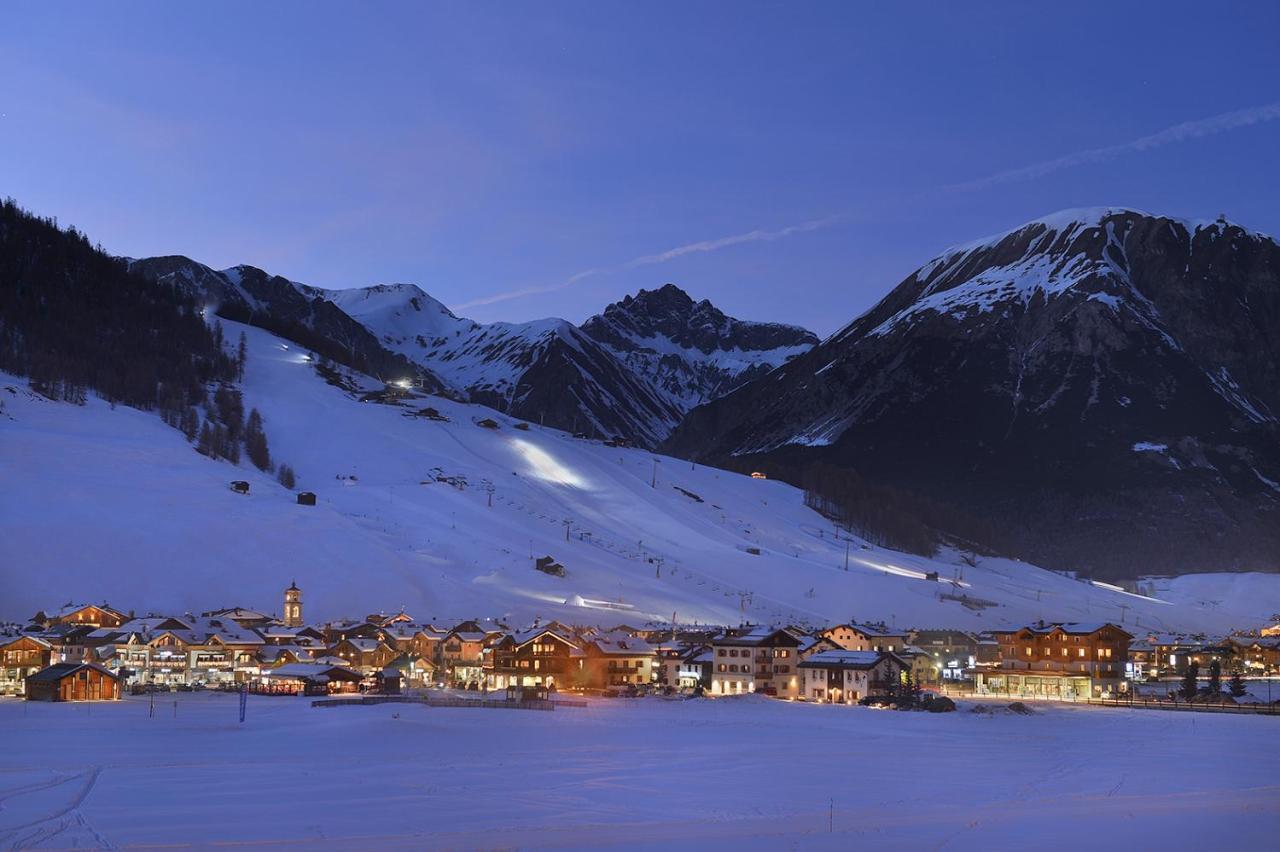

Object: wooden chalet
[33,602,128,630]
[488,628,585,690]
[975,622,1132,699]
[25,662,121,701]
[1,635,55,696]
[329,637,397,673]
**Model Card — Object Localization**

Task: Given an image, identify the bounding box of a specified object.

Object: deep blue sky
[3,2,1278,335]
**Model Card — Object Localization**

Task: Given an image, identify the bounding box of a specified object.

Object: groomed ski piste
[2,318,1278,632]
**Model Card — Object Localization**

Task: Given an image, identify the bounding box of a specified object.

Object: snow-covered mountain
[581,283,818,410]
[4,319,1276,633]
[129,259,812,448]
[128,256,442,391]
[308,282,684,447]
[666,208,1280,579]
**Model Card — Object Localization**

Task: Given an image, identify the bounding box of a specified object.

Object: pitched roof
[26,661,119,682]
[798,650,898,670]
[714,627,801,647]
[260,662,362,681]
[590,632,655,656]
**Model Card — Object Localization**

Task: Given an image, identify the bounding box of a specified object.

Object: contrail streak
[948,101,1280,192]
[453,216,840,311]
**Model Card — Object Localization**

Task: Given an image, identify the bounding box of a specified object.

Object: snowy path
[0,694,1275,850]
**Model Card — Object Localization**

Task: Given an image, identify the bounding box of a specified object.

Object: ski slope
[2,320,1277,631]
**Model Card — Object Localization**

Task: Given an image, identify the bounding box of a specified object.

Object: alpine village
[5,583,1278,711]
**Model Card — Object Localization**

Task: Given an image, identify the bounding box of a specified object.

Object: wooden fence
[941,685,1278,716]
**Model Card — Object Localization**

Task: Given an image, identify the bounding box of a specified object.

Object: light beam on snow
[510,438,589,489]
[854,557,971,587]
[1091,580,1172,605]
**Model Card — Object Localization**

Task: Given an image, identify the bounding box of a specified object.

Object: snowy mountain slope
[309,282,684,446]
[667,208,1280,578]
[581,283,818,409]
[2,321,1277,633]
[128,257,442,391]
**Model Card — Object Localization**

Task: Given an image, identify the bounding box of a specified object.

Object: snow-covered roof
[590,632,654,656]
[798,650,892,670]
[261,662,361,681]
[714,626,799,647]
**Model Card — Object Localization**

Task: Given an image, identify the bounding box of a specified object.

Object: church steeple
[284,581,302,628]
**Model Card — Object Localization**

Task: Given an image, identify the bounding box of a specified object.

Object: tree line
[0,199,297,489]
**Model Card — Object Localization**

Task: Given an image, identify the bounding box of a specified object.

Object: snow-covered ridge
[308,281,582,401]
[582,284,818,409]
[850,208,1277,343]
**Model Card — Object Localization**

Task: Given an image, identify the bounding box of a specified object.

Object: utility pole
[844,539,850,572]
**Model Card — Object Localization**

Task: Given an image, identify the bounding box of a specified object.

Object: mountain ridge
[665,207,1280,578]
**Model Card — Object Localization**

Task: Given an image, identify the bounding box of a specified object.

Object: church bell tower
[284,580,302,628]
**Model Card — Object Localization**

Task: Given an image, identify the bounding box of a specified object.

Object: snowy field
[0,693,1276,850]
[3,319,1279,633]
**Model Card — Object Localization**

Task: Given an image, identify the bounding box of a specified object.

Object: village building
[1187,641,1236,672]
[898,645,940,685]
[1229,636,1280,674]
[1147,634,1201,677]
[200,607,276,631]
[584,632,656,689]
[388,653,437,687]
[25,662,121,701]
[488,628,586,690]
[329,637,398,673]
[365,610,414,628]
[441,622,502,686]
[254,662,362,696]
[257,645,315,668]
[796,635,842,662]
[674,646,714,690]
[709,627,802,697]
[32,602,129,630]
[907,629,979,680]
[89,615,265,686]
[974,622,1132,699]
[820,622,908,653]
[1127,637,1155,681]
[0,635,54,696]
[798,650,905,704]
[378,623,446,663]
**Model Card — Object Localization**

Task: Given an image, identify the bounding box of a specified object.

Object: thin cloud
[454,216,841,311]
[948,101,1280,192]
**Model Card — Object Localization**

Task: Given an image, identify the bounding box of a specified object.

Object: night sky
[3,2,1278,335]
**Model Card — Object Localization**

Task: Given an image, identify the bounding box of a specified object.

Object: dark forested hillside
[0,199,238,412]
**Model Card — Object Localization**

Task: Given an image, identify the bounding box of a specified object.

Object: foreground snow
[2,319,1279,631]
[0,693,1275,850]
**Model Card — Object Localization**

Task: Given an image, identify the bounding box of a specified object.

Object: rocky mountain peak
[666,207,1280,579]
